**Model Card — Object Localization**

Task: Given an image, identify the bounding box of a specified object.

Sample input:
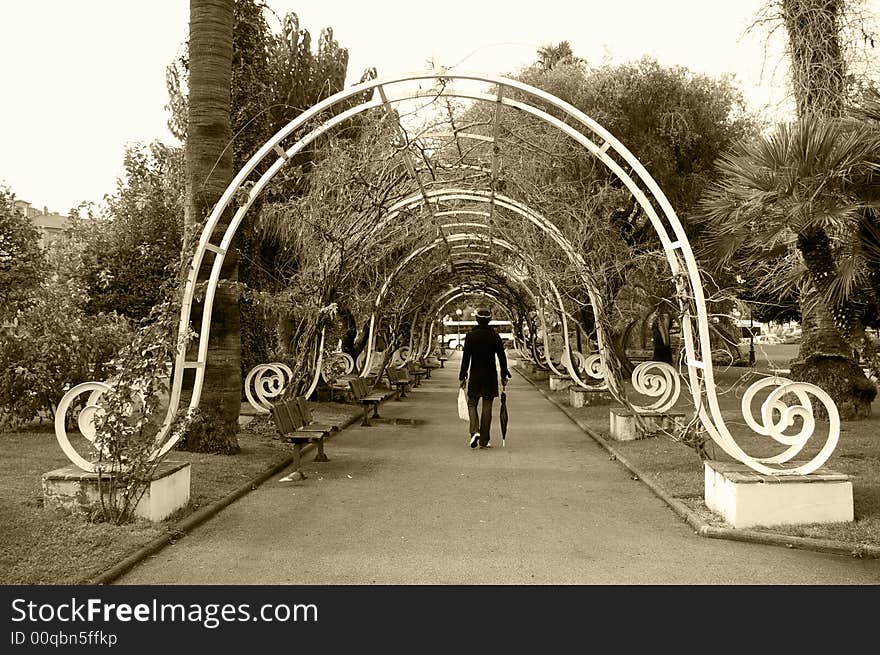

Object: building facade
[13,199,68,248]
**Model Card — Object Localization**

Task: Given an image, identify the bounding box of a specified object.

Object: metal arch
[362,232,533,374]
[536,295,567,378]
[55,70,839,476]
[373,233,522,308]
[544,278,594,389]
[376,85,452,258]
[395,258,536,317]
[364,233,563,376]
[363,234,532,374]
[364,189,574,248]
[302,327,325,400]
[413,283,521,359]
[411,272,533,348]
[367,196,616,390]
[372,192,605,309]
[376,233,550,313]
[369,197,600,385]
[427,286,519,330]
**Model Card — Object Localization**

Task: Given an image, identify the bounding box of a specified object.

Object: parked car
[755,334,784,345]
[781,330,801,344]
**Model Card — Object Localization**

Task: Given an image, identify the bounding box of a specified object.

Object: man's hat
[475,307,492,320]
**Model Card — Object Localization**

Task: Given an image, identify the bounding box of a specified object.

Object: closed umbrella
[500,379,508,447]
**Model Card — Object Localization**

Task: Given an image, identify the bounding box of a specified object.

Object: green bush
[0,278,132,428]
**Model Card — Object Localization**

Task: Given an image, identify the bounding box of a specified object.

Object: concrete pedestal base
[570,387,612,407]
[704,461,853,529]
[42,461,191,522]
[530,368,550,381]
[549,375,571,391]
[608,409,685,441]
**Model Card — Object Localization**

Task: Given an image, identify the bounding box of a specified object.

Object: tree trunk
[790,285,874,419]
[782,0,846,119]
[183,0,240,452]
[780,0,875,418]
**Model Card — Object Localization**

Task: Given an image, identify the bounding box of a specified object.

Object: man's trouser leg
[479,397,493,445]
[467,394,480,436]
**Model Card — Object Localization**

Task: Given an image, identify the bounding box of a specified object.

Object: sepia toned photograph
[2,1,880,619]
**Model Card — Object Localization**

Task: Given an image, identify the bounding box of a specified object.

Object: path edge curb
[82,409,366,585]
[514,368,880,561]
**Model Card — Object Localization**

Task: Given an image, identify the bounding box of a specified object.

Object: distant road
[751,343,799,370]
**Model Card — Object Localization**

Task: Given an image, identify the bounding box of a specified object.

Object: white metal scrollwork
[736,376,840,475]
[244,363,293,413]
[584,354,608,389]
[54,382,112,473]
[630,361,681,414]
[321,351,355,383]
[391,346,410,368]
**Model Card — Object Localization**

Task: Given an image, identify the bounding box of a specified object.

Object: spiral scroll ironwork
[630,361,680,414]
[583,354,608,389]
[53,381,113,473]
[735,376,840,475]
[321,351,355,383]
[561,349,586,374]
[244,363,294,414]
[391,347,410,368]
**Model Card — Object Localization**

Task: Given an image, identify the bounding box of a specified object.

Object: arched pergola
[56,70,840,476]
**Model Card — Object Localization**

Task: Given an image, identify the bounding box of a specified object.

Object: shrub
[0,186,46,321]
[0,278,132,428]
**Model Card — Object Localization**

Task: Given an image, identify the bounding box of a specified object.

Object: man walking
[459,307,511,449]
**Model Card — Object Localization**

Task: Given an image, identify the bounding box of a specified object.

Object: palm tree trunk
[780,0,875,418]
[782,0,846,118]
[184,0,241,451]
[791,285,874,418]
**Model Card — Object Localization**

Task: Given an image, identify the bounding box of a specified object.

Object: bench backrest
[295,396,314,423]
[349,377,367,400]
[387,367,410,383]
[271,399,305,434]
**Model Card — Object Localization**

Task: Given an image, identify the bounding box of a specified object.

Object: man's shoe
[480,441,492,449]
[469,433,480,448]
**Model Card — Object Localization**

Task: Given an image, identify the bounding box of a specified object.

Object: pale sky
[0,0,860,214]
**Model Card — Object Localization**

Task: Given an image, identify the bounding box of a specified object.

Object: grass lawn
[0,401,361,585]
[517,363,880,550]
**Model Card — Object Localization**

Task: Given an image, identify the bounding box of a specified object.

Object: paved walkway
[118,353,880,584]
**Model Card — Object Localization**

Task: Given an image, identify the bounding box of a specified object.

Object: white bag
[457,387,469,421]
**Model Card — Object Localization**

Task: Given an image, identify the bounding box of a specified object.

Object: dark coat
[459,325,510,399]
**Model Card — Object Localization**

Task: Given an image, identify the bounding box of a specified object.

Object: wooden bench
[349,377,387,426]
[387,366,411,399]
[294,396,340,437]
[438,355,448,368]
[406,360,427,387]
[422,356,441,379]
[328,374,357,402]
[271,397,332,481]
[626,349,653,363]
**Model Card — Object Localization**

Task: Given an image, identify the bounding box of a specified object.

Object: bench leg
[288,443,306,481]
[313,437,329,462]
[395,386,403,400]
[372,402,381,419]
[362,405,371,426]
[425,368,432,379]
